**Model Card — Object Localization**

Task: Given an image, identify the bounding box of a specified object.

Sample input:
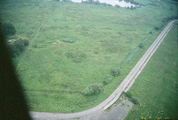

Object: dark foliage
[126,91,132,98]
[24,39,29,46]
[138,43,144,48]
[62,0,71,2]
[7,38,29,58]
[155,15,178,30]
[8,44,20,58]
[63,38,75,43]
[162,15,178,22]
[0,23,16,36]
[82,83,103,96]
[115,4,121,8]
[124,0,130,3]
[170,6,173,10]
[131,97,140,104]
[111,68,121,76]
[94,0,100,5]
[14,39,24,53]
[130,6,134,10]
[103,80,108,85]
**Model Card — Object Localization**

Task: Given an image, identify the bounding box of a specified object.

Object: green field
[0,0,177,113]
[125,24,178,120]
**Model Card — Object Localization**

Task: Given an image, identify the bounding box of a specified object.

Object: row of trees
[81,0,111,6]
[82,68,121,96]
[154,15,178,30]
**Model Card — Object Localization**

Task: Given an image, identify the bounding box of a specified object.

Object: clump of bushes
[126,91,132,98]
[82,83,103,96]
[8,38,29,58]
[138,42,144,49]
[131,97,140,105]
[63,38,75,43]
[8,44,20,58]
[14,39,25,52]
[111,68,121,76]
[103,80,108,85]
[125,91,140,105]
[154,15,178,30]
[0,22,16,36]
[162,15,178,22]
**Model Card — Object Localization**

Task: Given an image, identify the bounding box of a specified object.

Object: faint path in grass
[15,13,47,72]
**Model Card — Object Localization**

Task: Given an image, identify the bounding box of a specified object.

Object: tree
[94,0,100,5]
[87,0,94,4]
[1,23,16,36]
[130,6,133,10]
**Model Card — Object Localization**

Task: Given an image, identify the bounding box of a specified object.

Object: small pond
[71,0,136,7]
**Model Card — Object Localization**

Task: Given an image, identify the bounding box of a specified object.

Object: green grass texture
[0,0,177,113]
[125,24,178,120]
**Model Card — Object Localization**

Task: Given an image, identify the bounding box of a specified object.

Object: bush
[131,97,140,105]
[63,38,75,43]
[138,43,144,48]
[82,83,103,96]
[8,44,20,58]
[24,39,29,46]
[111,68,121,76]
[103,80,108,85]
[14,38,24,53]
[0,23,16,36]
[126,91,132,98]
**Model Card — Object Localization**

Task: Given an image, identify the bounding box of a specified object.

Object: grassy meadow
[125,24,178,120]
[0,0,177,113]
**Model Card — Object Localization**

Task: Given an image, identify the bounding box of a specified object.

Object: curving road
[29,20,178,120]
